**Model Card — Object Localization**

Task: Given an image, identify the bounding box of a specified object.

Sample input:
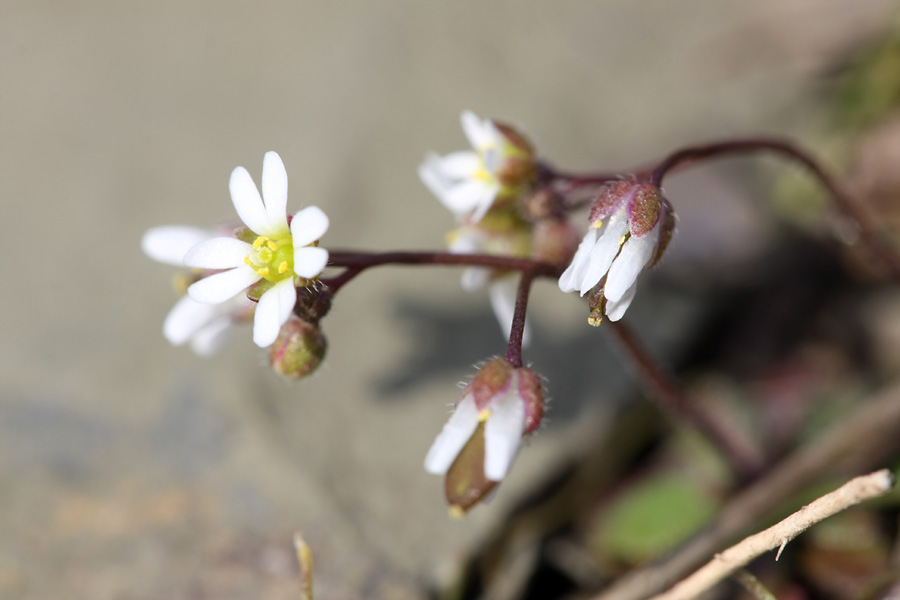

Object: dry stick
[607,321,763,481]
[651,470,895,600]
[594,379,900,600]
[294,533,314,600]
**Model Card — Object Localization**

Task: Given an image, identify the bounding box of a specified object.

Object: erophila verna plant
[143,111,900,515]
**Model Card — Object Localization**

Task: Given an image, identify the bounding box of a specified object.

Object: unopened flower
[558,181,676,322]
[269,317,327,380]
[425,358,545,514]
[183,151,330,347]
[142,226,255,355]
[419,111,535,222]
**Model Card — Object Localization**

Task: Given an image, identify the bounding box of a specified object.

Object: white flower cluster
[143,152,330,352]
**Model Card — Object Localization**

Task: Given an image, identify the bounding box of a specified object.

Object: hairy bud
[269,318,327,380]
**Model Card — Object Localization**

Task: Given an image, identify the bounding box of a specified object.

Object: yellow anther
[244,256,254,267]
[617,235,627,246]
[267,240,278,251]
[278,261,289,274]
[588,315,603,327]
[448,505,466,519]
[592,220,604,229]
[256,267,270,277]
[252,236,268,250]
[478,409,492,422]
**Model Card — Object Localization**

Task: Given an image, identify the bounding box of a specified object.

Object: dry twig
[651,469,895,600]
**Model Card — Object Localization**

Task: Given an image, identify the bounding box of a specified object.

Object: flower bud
[492,121,536,190]
[532,218,580,266]
[424,358,547,515]
[269,318,326,380]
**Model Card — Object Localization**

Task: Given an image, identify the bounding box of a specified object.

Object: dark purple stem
[327,250,562,277]
[647,137,900,277]
[504,269,538,368]
[607,320,763,482]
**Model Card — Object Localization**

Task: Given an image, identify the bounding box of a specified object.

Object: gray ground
[0,2,894,598]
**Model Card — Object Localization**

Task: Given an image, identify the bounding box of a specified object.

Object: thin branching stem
[607,320,763,481]
[504,268,538,368]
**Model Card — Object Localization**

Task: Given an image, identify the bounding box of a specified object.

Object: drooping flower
[425,358,545,514]
[419,111,535,223]
[183,151,330,348]
[558,181,676,322]
[142,226,255,355]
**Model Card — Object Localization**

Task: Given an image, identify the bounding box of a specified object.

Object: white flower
[183,151,330,348]
[142,226,255,355]
[448,227,532,345]
[419,111,533,223]
[425,359,544,482]
[558,181,675,321]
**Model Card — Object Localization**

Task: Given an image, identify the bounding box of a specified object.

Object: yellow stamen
[478,409,492,422]
[278,261,289,274]
[588,315,603,327]
[252,236,268,250]
[256,267,270,277]
[267,240,278,251]
[592,220,604,229]
[617,235,627,246]
[448,505,466,519]
[244,256,254,267]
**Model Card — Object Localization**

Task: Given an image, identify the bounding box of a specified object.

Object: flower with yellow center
[183,151,330,348]
[418,111,534,223]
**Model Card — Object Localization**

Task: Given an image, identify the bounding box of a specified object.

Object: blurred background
[2,2,899,599]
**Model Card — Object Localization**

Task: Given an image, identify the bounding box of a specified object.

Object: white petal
[468,183,501,223]
[189,317,234,356]
[484,379,526,481]
[142,226,213,266]
[460,111,492,149]
[424,395,480,475]
[438,151,480,179]
[579,216,629,296]
[558,228,596,293]
[439,179,488,215]
[605,280,638,322]
[163,295,219,345]
[448,230,481,255]
[262,151,289,233]
[294,246,329,279]
[229,166,269,234]
[460,267,490,291]
[252,278,297,347]
[188,265,260,304]
[488,278,531,345]
[604,226,660,302]
[183,237,252,269]
[290,206,330,248]
[418,154,453,199]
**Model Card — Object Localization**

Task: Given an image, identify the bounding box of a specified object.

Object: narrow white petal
[190,317,234,356]
[558,229,596,293]
[262,151,289,233]
[488,278,531,345]
[418,154,453,199]
[438,151,480,178]
[460,267,490,291]
[424,395,480,475]
[188,265,260,304]
[253,279,297,347]
[604,226,660,302]
[484,380,526,481]
[290,206,330,247]
[183,237,252,269]
[294,247,329,278]
[605,280,638,322]
[229,166,269,234]
[142,226,213,266]
[460,111,491,149]
[163,295,219,345]
[438,179,488,215]
[579,216,629,296]
[468,183,501,223]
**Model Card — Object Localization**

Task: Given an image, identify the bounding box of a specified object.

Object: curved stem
[607,320,763,481]
[648,137,900,277]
